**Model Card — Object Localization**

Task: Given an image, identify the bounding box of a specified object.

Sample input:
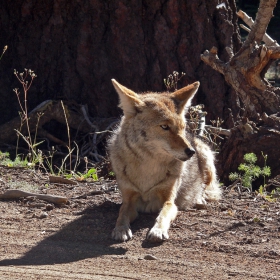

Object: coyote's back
[108,79,221,242]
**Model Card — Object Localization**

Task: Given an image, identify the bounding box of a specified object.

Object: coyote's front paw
[146,227,169,243]
[112,225,132,242]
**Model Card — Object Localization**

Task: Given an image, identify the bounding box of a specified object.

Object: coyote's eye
[160,125,170,130]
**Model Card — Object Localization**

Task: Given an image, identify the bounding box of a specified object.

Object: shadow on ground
[0,201,128,266]
[0,197,251,266]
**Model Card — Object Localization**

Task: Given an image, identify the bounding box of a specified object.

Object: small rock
[39,212,48,219]
[228,272,238,276]
[144,254,157,260]
[45,204,54,211]
[195,203,207,210]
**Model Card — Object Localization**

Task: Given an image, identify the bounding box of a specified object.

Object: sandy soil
[0,166,279,280]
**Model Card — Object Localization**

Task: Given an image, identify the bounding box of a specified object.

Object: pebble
[39,212,48,219]
[144,254,157,260]
[45,204,54,211]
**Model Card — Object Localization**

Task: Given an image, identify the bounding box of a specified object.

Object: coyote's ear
[172,81,200,113]
[111,79,144,117]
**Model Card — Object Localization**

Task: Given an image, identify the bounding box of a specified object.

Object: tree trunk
[201,0,280,184]
[0,0,240,127]
[217,115,280,186]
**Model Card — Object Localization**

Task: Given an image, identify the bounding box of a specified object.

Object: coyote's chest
[126,158,183,192]
[127,162,169,190]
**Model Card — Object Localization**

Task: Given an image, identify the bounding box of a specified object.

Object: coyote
[108,79,221,242]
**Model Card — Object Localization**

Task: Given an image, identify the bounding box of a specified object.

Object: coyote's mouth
[161,147,192,162]
[177,156,191,162]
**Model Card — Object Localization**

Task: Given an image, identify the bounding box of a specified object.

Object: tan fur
[108,79,221,242]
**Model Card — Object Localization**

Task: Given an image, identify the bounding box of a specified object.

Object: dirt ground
[0,165,279,280]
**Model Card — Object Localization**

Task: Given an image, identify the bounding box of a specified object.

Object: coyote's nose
[184,147,195,157]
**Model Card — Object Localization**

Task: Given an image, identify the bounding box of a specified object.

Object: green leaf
[229,172,239,181]
[244,153,257,164]
[262,166,271,177]
[32,140,45,148]
[238,163,249,172]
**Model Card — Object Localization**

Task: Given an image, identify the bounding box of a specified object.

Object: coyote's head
[112,79,200,162]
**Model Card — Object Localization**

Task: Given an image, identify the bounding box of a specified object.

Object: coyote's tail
[203,153,222,201]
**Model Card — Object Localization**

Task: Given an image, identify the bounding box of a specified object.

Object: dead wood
[49,175,78,185]
[0,100,118,163]
[0,189,68,205]
[201,0,280,120]
[204,125,231,137]
[0,100,117,145]
[218,112,280,184]
[201,0,280,183]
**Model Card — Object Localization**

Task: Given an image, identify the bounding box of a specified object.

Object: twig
[80,105,99,130]
[49,175,78,185]
[197,111,206,136]
[88,152,106,161]
[204,125,231,137]
[0,189,68,205]
[61,101,72,171]
[37,128,66,145]
[237,10,279,47]
[248,0,276,46]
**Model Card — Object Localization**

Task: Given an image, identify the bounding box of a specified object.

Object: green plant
[12,70,80,176]
[66,168,99,181]
[43,147,56,174]
[229,152,271,192]
[257,185,277,202]
[0,151,29,168]
[81,168,98,181]
[0,151,9,161]
[11,67,103,180]
[261,151,270,186]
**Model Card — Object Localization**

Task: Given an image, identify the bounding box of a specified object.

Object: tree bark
[217,114,280,185]
[0,0,240,127]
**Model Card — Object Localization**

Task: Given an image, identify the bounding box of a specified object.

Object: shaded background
[0,0,279,128]
[0,0,243,128]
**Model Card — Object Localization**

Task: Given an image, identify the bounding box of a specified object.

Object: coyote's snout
[108,79,221,242]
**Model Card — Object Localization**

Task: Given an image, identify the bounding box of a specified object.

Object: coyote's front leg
[146,184,178,242]
[146,200,178,242]
[112,189,140,242]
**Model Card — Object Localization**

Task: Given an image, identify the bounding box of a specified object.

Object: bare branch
[238,10,279,47]
[80,105,99,130]
[205,125,231,137]
[200,47,226,75]
[238,0,278,47]
[225,47,234,59]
